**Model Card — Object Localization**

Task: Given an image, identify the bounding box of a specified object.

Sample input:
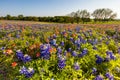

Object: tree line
[0,8,118,23]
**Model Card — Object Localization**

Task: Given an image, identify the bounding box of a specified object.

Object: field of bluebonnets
[0,22,120,80]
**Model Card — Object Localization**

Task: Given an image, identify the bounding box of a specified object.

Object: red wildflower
[36,52,40,57]
[12,62,17,67]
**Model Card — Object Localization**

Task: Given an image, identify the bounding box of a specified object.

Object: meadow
[0,21,120,80]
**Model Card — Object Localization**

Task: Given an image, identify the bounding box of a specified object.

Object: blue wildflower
[57,53,62,59]
[25,67,35,78]
[22,54,31,63]
[92,67,97,74]
[50,39,56,46]
[19,66,35,78]
[93,46,97,50]
[70,37,74,42]
[71,51,77,57]
[106,51,116,60]
[74,62,80,70]
[106,41,109,45]
[53,34,57,39]
[58,57,66,69]
[78,48,88,57]
[68,48,72,52]
[94,75,103,80]
[16,50,24,60]
[60,41,64,46]
[75,27,80,33]
[64,51,67,56]
[57,47,62,53]
[95,55,103,64]
[105,72,114,80]
[74,38,80,44]
[0,47,5,50]
[19,66,28,74]
[104,55,110,62]
[40,44,51,59]
[16,50,31,63]
[118,47,120,54]
[16,34,20,38]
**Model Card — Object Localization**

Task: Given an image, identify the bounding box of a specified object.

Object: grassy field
[0,20,120,80]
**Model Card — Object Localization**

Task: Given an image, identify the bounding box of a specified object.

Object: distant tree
[6,14,12,20]
[92,8,117,22]
[32,16,39,21]
[109,13,117,20]
[18,15,24,20]
[67,10,90,24]
[79,10,90,23]
[74,11,80,24]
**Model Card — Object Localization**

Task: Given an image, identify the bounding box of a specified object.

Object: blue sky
[0,0,120,18]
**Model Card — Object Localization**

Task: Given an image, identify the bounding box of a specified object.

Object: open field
[0,21,120,80]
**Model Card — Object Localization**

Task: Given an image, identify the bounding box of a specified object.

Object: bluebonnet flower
[0,47,5,50]
[40,44,51,59]
[95,55,103,64]
[104,55,110,62]
[106,51,116,60]
[78,48,88,57]
[91,39,98,45]
[74,38,81,49]
[81,39,87,44]
[60,41,64,46]
[19,66,28,74]
[68,48,72,52]
[16,50,31,63]
[75,27,80,33]
[93,46,97,50]
[64,51,67,56]
[16,34,20,38]
[74,62,80,70]
[106,41,109,45]
[71,51,77,57]
[94,75,103,80]
[22,54,31,63]
[57,53,62,59]
[58,57,66,69]
[53,34,57,39]
[16,50,24,60]
[70,37,74,42]
[105,72,114,80]
[92,67,97,74]
[82,48,88,55]
[118,47,120,54]
[26,41,29,46]
[26,67,35,78]
[19,66,35,78]
[78,35,81,39]
[50,39,56,46]
[61,30,66,35]
[57,47,62,53]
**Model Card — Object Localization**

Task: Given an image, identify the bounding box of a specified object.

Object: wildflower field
[0,22,120,80]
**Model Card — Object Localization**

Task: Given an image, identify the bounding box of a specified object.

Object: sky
[0,0,120,18]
